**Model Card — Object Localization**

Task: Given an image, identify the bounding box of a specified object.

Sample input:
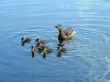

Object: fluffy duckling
[57,46,66,57]
[36,45,45,53]
[57,46,66,52]
[35,38,45,47]
[36,41,43,47]
[21,37,32,46]
[55,24,76,41]
[31,46,35,55]
[45,46,52,53]
[42,47,52,59]
[42,46,48,54]
[42,45,52,54]
[35,38,45,44]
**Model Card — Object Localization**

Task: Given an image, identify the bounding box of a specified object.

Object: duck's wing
[64,27,73,35]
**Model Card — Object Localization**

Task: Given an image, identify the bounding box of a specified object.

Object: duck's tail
[73,30,76,34]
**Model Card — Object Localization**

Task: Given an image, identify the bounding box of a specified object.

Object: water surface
[0,0,110,82]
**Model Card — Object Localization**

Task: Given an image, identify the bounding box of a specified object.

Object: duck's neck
[59,29,67,39]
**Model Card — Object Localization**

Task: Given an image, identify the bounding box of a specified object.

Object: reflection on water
[0,0,110,82]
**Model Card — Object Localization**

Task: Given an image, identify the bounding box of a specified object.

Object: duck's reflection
[58,39,64,47]
[32,53,35,58]
[31,46,35,58]
[43,53,47,59]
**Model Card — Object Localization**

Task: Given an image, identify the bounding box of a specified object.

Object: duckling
[47,47,52,53]
[57,46,66,57]
[45,46,52,53]
[35,38,45,48]
[35,38,45,44]
[21,37,32,46]
[55,24,76,41]
[36,41,43,47]
[41,46,52,58]
[31,46,35,55]
[42,46,48,55]
[42,45,52,54]
[37,45,45,53]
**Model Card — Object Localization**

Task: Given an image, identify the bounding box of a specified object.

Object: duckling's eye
[21,37,24,40]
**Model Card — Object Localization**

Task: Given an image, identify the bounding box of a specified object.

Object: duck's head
[55,24,63,31]
[21,37,24,41]
[21,37,25,43]
[35,38,39,42]
[21,37,25,46]
[57,47,62,57]
[57,46,62,51]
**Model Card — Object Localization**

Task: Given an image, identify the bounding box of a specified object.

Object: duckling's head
[21,37,25,46]
[35,38,39,42]
[58,46,62,50]
[21,37,24,41]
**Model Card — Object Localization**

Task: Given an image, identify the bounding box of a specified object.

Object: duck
[42,45,52,54]
[35,38,45,47]
[31,46,35,57]
[31,46,35,55]
[31,46,36,55]
[55,24,76,41]
[57,46,66,57]
[42,46,48,55]
[21,37,32,46]
[45,46,52,53]
[36,41,43,47]
[35,45,45,53]
[35,38,45,44]
[57,46,66,53]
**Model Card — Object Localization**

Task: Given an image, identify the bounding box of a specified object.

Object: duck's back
[65,27,73,36]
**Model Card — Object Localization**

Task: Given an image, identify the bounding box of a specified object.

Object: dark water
[0,0,110,82]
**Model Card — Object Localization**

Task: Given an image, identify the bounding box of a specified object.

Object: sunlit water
[0,0,110,82]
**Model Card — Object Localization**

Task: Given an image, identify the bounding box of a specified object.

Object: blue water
[0,0,110,82]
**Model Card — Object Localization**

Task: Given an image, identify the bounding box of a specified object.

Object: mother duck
[55,24,76,41]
